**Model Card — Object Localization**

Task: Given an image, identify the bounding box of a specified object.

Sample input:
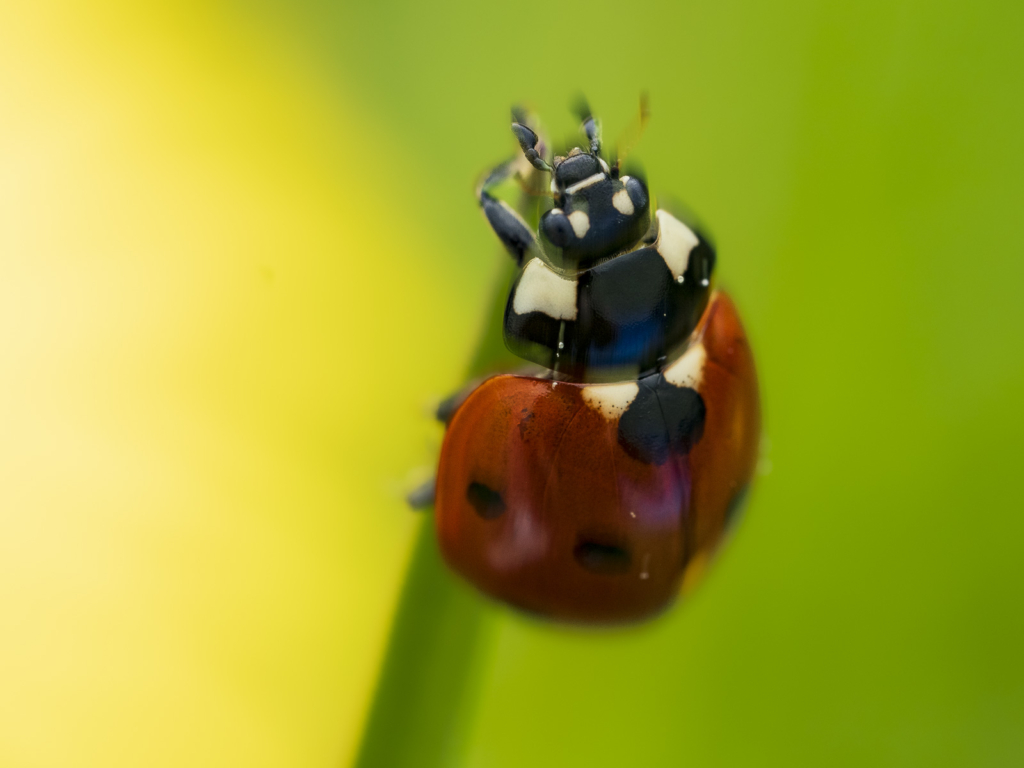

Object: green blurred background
[2,1,1022,766]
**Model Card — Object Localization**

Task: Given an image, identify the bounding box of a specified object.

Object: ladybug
[421,102,760,623]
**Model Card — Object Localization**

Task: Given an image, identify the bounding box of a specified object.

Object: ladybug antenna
[511,107,552,172]
[571,95,601,157]
[611,92,650,178]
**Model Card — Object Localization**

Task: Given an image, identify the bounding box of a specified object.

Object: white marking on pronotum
[568,210,590,238]
[598,157,611,174]
[654,210,700,280]
[580,381,639,421]
[612,188,634,215]
[565,172,605,195]
[664,341,707,389]
[512,258,578,320]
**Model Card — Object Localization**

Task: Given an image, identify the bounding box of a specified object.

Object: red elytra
[435,291,760,623]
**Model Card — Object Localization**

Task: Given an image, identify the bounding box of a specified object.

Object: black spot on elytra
[467,482,505,520]
[618,373,706,465]
[574,541,632,575]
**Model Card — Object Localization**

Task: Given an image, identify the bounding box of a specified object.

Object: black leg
[511,107,552,171]
[434,377,486,425]
[406,477,436,510]
[476,157,541,266]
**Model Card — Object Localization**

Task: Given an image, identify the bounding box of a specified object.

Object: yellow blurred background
[0,3,477,765]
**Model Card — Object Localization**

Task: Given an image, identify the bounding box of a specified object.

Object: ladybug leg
[435,362,549,427]
[476,107,556,265]
[406,477,436,510]
[510,106,552,171]
[435,383,476,426]
[435,375,492,425]
[476,158,542,266]
[402,385,479,510]
[407,374,503,512]
[404,383,487,511]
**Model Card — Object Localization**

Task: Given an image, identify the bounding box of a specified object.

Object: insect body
[432,103,760,623]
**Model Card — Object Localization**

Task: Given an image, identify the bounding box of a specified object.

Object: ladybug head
[511,102,652,269]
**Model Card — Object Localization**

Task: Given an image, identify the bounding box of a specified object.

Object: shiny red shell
[435,291,760,623]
